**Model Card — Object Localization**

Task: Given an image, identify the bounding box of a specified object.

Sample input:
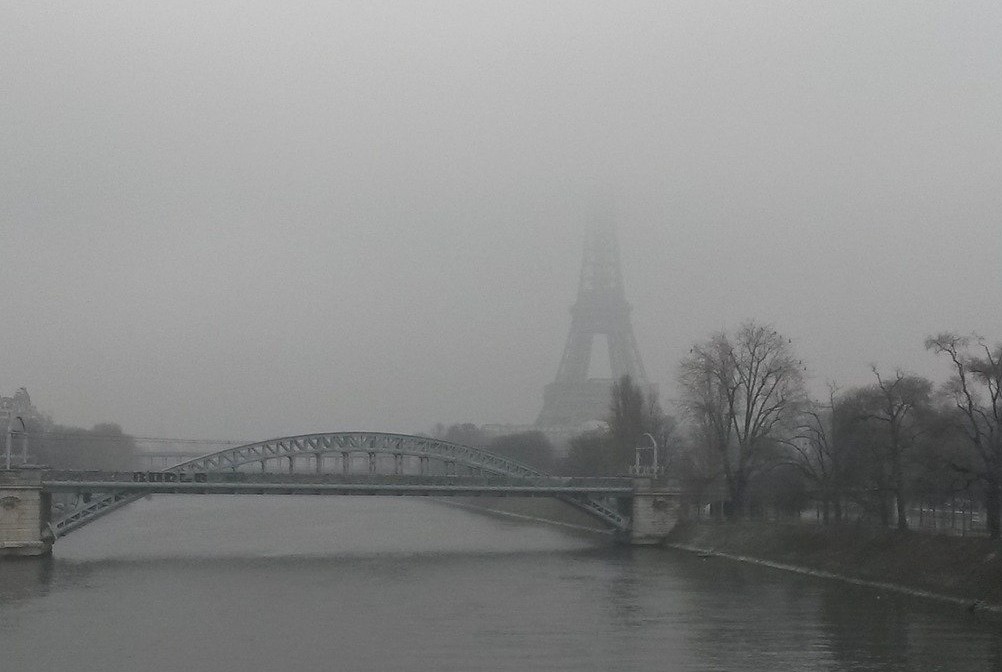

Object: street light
[631,432,659,476]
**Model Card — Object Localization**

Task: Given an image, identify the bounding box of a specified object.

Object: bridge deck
[42,471,640,497]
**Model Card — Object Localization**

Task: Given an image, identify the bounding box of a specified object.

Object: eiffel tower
[536,221,656,429]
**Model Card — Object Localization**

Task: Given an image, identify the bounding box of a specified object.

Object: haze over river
[1,496,999,671]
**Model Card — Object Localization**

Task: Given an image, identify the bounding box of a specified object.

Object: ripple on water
[2,496,1000,672]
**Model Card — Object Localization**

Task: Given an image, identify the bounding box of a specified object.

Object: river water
[1,496,999,671]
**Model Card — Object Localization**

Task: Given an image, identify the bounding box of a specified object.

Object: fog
[3,1,1001,440]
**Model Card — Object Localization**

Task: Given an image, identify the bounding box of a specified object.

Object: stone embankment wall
[667,521,1002,612]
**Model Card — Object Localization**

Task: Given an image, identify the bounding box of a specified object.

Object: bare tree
[607,374,676,472]
[609,374,647,460]
[678,321,807,517]
[564,430,619,476]
[856,367,932,531]
[674,421,725,517]
[926,333,1002,538]
[489,431,557,472]
[783,384,849,524]
[438,423,488,447]
[30,422,138,470]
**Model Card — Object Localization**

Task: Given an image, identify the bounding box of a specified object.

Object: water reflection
[817,582,1002,672]
[0,556,53,604]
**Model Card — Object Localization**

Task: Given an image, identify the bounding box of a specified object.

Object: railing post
[0,467,52,557]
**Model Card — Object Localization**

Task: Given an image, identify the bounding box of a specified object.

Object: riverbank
[445,499,1002,613]
[666,521,1002,613]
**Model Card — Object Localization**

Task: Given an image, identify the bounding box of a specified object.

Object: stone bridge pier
[629,478,682,545]
[0,468,52,557]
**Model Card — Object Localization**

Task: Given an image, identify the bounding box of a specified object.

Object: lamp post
[631,432,659,476]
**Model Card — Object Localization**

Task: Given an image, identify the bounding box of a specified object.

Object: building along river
[1,495,999,671]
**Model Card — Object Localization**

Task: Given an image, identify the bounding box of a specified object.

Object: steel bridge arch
[170,432,549,477]
[51,432,628,538]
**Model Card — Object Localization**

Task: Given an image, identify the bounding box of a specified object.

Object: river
[1,496,999,671]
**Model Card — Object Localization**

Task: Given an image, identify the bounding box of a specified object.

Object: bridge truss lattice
[50,432,629,538]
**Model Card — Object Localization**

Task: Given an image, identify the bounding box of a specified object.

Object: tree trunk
[892,455,908,531]
[986,479,1001,540]
[895,492,908,531]
[879,489,891,528]
[726,473,746,521]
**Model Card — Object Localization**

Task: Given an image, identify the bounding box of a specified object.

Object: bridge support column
[629,478,679,546]
[0,468,52,558]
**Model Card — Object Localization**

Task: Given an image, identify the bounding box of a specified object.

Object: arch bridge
[1,432,682,556]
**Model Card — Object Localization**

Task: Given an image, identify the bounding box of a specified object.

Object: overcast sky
[3,1,1001,441]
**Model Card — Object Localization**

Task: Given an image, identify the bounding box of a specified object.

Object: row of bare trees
[671,322,1002,538]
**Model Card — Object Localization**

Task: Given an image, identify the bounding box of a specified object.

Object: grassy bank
[666,521,1002,611]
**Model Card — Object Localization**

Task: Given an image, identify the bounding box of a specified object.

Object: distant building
[535,220,656,445]
[0,387,37,434]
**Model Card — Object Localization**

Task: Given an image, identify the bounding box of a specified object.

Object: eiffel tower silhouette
[536,221,655,428]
